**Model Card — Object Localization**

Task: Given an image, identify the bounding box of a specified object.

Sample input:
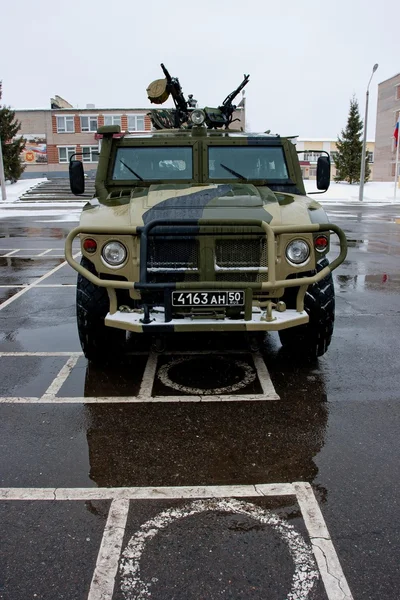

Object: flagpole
[394,117,400,200]
[0,134,6,201]
[0,80,6,201]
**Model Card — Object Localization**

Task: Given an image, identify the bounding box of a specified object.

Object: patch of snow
[1,201,85,209]
[0,209,81,220]
[306,181,400,203]
[1,178,48,203]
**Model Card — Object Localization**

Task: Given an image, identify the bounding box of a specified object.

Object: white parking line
[295,482,353,600]
[137,353,161,399]
[0,483,353,600]
[0,285,76,289]
[0,252,80,311]
[0,352,83,356]
[0,394,280,403]
[0,483,295,501]
[40,356,80,401]
[0,350,280,403]
[9,255,66,259]
[253,352,280,398]
[0,248,69,259]
[35,284,77,287]
[88,499,130,600]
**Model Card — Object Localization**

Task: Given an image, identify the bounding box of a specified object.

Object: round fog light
[286,240,310,265]
[190,109,205,125]
[102,241,127,266]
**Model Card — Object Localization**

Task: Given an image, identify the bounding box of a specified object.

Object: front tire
[76,257,126,363]
[278,258,335,359]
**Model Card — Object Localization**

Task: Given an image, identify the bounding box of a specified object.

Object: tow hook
[261,300,286,322]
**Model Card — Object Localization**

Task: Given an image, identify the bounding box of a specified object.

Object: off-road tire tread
[279,258,335,358]
[76,257,125,362]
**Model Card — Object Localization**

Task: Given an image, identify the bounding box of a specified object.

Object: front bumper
[105,306,309,333]
[65,218,347,332]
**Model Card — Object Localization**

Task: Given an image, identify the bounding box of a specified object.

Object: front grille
[216,272,269,283]
[146,234,268,284]
[215,238,268,268]
[148,272,199,284]
[148,236,199,270]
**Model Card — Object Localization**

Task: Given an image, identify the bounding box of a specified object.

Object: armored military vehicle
[65,65,347,363]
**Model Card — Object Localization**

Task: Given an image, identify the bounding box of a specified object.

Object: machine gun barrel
[222,74,250,108]
[160,63,172,83]
[159,63,189,128]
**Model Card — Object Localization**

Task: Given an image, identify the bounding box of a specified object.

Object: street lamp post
[359,63,379,201]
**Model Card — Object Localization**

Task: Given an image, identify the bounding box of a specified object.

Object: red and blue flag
[394,120,399,147]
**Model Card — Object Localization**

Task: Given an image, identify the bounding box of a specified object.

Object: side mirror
[69,160,85,195]
[316,156,330,191]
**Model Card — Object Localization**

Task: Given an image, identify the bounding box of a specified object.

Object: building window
[309,167,317,177]
[58,146,76,163]
[56,115,75,133]
[396,85,400,100]
[330,151,338,163]
[80,115,98,132]
[104,115,121,127]
[303,151,322,162]
[128,115,145,131]
[367,151,374,163]
[82,146,99,163]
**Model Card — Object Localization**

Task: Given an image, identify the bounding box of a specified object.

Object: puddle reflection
[334,272,400,292]
[72,336,330,497]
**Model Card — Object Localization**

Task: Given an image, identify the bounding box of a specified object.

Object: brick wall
[144,114,152,131]
[374,73,400,181]
[121,115,128,131]
[47,144,59,164]
[74,116,81,134]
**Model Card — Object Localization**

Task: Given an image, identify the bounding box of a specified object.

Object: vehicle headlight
[102,241,127,266]
[285,239,310,265]
[190,109,205,125]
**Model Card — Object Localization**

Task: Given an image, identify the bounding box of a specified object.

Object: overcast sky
[1,0,399,139]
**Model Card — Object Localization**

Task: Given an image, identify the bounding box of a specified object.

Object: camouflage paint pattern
[65,125,347,333]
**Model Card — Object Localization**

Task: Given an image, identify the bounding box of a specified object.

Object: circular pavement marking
[157,356,256,395]
[119,498,319,599]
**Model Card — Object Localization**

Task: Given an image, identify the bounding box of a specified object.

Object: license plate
[172,291,245,307]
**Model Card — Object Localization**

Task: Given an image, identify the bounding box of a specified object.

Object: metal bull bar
[65,219,347,320]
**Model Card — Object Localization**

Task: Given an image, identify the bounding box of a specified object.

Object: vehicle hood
[80,183,326,228]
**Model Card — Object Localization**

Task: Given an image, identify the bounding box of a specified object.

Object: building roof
[378,72,400,85]
[296,137,374,143]
[14,107,151,112]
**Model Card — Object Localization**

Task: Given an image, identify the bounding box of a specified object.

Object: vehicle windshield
[112,147,193,181]
[208,146,289,181]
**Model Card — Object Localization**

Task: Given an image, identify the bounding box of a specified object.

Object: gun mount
[146,64,249,130]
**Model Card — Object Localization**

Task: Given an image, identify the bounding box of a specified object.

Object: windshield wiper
[120,159,144,181]
[220,163,247,181]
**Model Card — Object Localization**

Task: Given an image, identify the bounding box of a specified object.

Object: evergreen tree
[334,96,370,184]
[0,106,26,183]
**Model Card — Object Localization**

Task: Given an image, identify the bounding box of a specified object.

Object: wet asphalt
[0,203,399,599]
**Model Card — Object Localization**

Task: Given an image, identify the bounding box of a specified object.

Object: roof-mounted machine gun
[147,63,190,129]
[146,65,250,130]
[204,73,250,129]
